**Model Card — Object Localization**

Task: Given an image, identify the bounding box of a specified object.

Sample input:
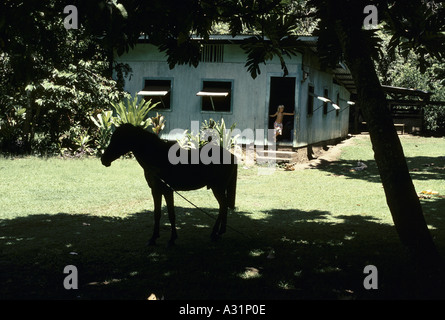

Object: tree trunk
[339,29,443,278]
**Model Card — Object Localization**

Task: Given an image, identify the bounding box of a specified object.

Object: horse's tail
[227,165,237,210]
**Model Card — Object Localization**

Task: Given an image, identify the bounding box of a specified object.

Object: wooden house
[114,35,353,149]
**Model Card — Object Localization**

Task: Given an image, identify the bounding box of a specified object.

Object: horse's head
[101,123,137,167]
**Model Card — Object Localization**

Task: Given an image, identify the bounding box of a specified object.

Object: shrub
[90,96,166,155]
[91,110,114,154]
[111,95,159,129]
[178,118,238,150]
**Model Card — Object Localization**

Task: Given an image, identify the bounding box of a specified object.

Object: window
[323,88,329,115]
[138,79,172,110]
[307,85,314,115]
[197,80,232,112]
[200,44,224,63]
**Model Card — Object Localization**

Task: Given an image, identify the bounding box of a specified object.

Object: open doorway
[268,76,296,143]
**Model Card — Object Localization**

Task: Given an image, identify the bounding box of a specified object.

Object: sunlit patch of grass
[238,267,262,279]
[248,249,265,257]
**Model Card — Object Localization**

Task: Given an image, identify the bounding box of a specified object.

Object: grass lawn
[1,134,444,300]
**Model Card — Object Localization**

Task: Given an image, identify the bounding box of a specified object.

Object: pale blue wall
[296,66,351,147]
[114,43,350,147]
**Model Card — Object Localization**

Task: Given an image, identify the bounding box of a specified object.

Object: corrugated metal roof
[381,85,431,97]
[331,63,356,94]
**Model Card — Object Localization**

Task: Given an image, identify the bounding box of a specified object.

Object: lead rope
[158,177,250,239]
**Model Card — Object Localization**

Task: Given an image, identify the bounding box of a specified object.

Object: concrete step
[263,150,295,156]
[255,149,298,163]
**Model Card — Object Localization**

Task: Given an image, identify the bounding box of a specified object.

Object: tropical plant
[376,30,445,135]
[178,129,205,150]
[58,122,94,158]
[0,0,131,154]
[0,106,26,154]
[111,95,159,129]
[179,118,238,150]
[201,118,239,149]
[72,130,94,156]
[150,112,166,135]
[91,110,115,153]
[90,97,167,155]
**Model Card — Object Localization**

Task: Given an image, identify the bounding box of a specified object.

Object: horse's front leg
[148,190,162,246]
[164,190,178,246]
[211,187,228,241]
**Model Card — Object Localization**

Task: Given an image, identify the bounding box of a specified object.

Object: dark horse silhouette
[101,123,237,246]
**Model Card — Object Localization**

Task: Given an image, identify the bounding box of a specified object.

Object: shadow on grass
[1,206,444,300]
[311,155,445,183]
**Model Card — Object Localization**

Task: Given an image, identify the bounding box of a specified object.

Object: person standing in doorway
[270,105,294,141]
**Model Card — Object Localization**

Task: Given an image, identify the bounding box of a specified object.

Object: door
[268,76,296,143]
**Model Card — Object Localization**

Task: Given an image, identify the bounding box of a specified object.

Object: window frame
[198,79,234,113]
[139,77,174,111]
[307,84,315,116]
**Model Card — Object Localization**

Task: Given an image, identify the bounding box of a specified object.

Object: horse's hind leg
[148,190,162,246]
[164,191,178,246]
[210,187,228,241]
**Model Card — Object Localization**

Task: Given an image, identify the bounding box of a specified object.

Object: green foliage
[382,1,445,73]
[0,1,132,155]
[150,113,166,135]
[377,30,445,134]
[90,97,166,155]
[58,123,94,158]
[0,106,27,154]
[228,1,313,78]
[0,29,129,155]
[179,118,238,150]
[202,118,239,149]
[111,96,159,130]
[395,61,445,134]
[71,129,94,157]
[91,111,115,154]
[180,131,203,150]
